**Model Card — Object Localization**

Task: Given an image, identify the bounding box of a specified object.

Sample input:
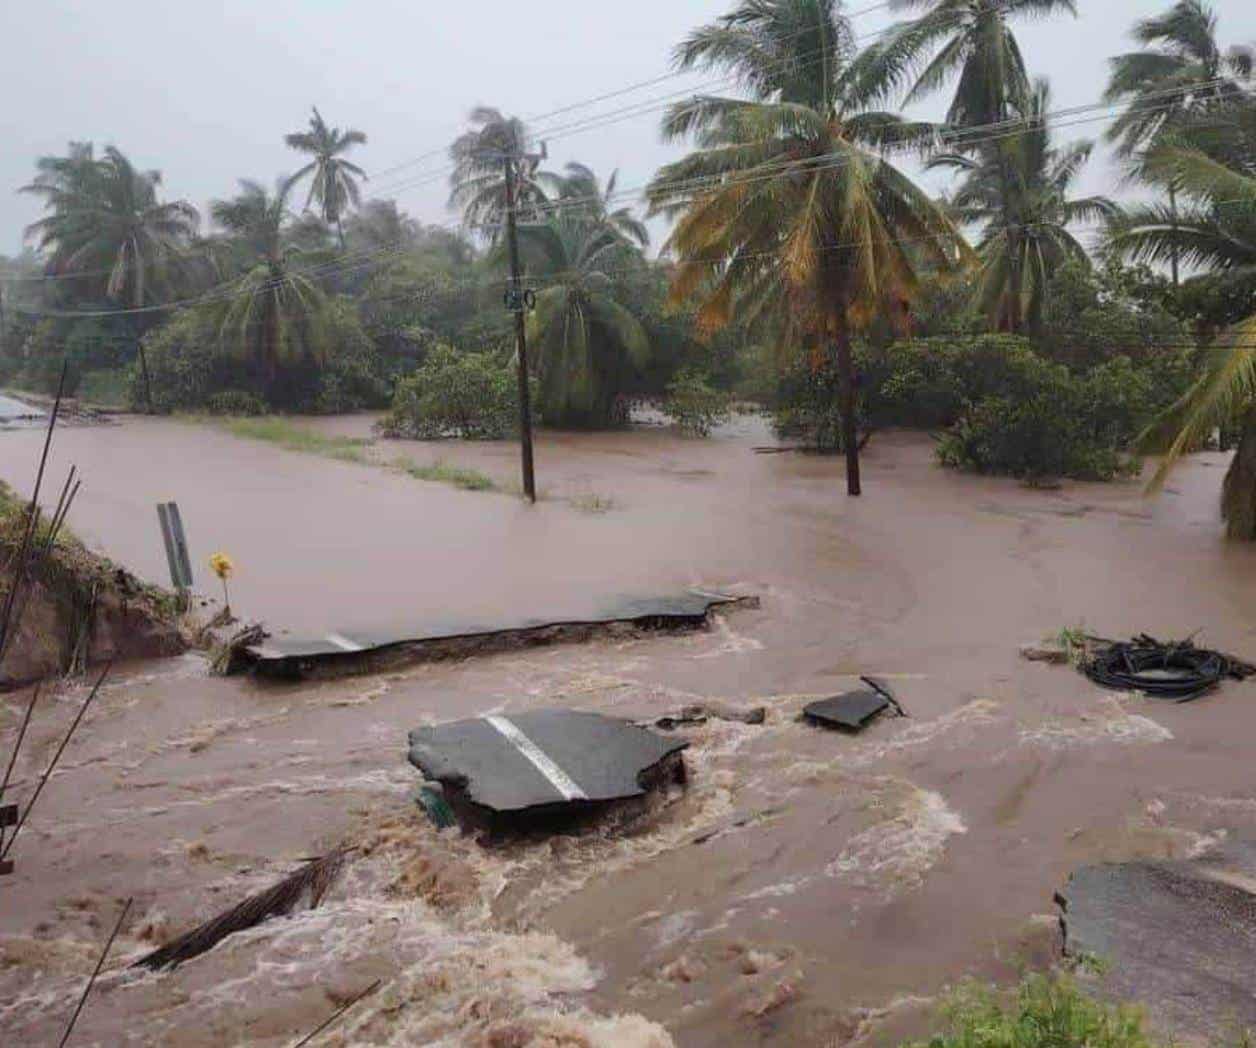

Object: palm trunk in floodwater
[1222,405,1256,540]
[835,326,861,497]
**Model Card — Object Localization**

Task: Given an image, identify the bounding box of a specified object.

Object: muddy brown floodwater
[2,414,1256,1046]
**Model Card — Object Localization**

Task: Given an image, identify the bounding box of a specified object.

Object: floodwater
[1,413,1255,1046]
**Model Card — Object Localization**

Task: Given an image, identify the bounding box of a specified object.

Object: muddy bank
[0,495,185,689]
[1,417,1255,1045]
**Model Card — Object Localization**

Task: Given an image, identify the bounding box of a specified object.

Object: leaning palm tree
[647,0,971,495]
[517,211,651,428]
[207,178,330,403]
[857,0,1078,331]
[1104,0,1253,284]
[448,107,551,240]
[284,107,368,249]
[1110,104,1256,539]
[22,143,199,308]
[930,80,1117,332]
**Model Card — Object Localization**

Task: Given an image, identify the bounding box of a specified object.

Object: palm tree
[21,143,199,308]
[284,107,368,249]
[1104,0,1253,284]
[929,80,1116,332]
[647,0,971,494]
[1110,103,1256,538]
[207,178,330,403]
[858,0,1078,331]
[548,163,650,248]
[449,107,551,239]
[517,211,651,428]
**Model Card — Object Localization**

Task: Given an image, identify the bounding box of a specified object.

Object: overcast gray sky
[2,0,1252,256]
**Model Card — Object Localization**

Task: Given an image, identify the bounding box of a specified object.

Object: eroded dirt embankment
[0,487,185,689]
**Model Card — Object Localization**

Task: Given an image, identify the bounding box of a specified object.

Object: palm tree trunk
[1222,404,1256,540]
[1168,184,1180,288]
[264,298,282,406]
[835,325,861,497]
[1005,224,1023,334]
[336,216,346,252]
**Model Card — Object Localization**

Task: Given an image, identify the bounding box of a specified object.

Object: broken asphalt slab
[408,709,688,831]
[233,588,756,678]
[803,678,905,732]
[1057,839,1256,1038]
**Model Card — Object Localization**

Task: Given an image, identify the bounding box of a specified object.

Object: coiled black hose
[1083,634,1255,703]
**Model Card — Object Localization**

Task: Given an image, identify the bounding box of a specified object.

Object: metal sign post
[157,502,193,605]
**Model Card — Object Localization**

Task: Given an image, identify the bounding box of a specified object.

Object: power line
[13,82,1248,321]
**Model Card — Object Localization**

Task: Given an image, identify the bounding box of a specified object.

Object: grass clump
[393,458,496,492]
[911,975,1155,1048]
[210,416,372,464]
[568,491,615,514]
[202,414,501,495]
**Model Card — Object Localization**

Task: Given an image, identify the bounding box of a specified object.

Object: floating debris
[133,846,353,971]
[1082,634,1255,702]
[653,701,766,730]
[408,710,687,832]
[803,677,907,732]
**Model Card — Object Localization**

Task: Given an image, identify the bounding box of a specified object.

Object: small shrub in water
[206,391,267,417]
[380,345,527,440]
[663,368,732,437]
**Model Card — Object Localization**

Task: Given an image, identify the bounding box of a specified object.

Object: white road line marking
[326,633,365,652]
[484,715,588,801]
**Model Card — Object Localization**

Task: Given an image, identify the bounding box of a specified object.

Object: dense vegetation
[1,0,1254,530]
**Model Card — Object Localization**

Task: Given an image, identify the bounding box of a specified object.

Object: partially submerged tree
[648,0,971,494]
[284,107,368,249]
[1112,102,1256,538]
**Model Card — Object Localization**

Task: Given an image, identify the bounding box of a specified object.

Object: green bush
[379,345,526,440]
[935,356,1143,482]
[663,368,732,436]
[205,390,267,416]
[770,335,1174,481]
[914,974,1156,1048]
[865,335,1058,430]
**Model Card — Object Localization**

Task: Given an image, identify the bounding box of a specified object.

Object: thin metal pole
[290,978,382,1047]
[2,664,109,861]
[502,155,537,503]
[0,361,67,658]
[58,897,132,1047]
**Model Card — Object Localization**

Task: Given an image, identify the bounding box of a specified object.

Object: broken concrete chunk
[239,589,756,679]
[1057,840,1256,1039]
[803,691,891,732]
[408,710,688,831]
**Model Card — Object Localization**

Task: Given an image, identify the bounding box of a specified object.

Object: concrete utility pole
[501,152,539,503]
